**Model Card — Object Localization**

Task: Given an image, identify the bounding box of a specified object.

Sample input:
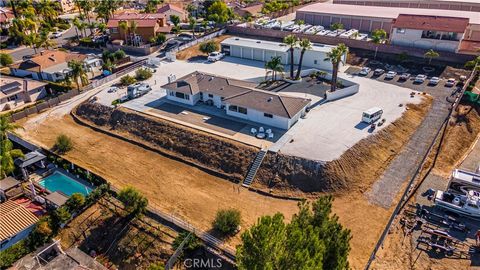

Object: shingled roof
[10,50,87,73]
[162,72,311,119]
[0,201,38,242]
[393,14,469,33]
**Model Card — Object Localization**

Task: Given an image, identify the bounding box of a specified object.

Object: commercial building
[296,3,480,54]
[162,72,311,130]
[221,37,345,72]
[0,76,47,111]
[333,0,480,12]
[107,13,172,45]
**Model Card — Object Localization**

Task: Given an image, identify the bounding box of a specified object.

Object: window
[7,95,17,102]
[229,105,238,112]
[175,92,186,99]
[111,27,119,33]
[185,94,190,100]
[169,91,174,96]
[208,94,213,98]
[238,107,247,114]
[314,60,318,65]
[396,28,405,34]
[264,113,273,118]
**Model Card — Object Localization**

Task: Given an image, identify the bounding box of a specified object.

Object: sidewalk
[0,45,27,54]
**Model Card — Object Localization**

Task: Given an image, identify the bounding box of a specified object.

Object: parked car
[359,67,371,76]
[207,51,225,62]
[373,69,385,76]
[445,78,456,87]
[385,71,397,79]
[51,31,62,38]
[107,86,119,93]
[414,74,427,83]
[177,33,194,42]
[399,73,411,81]
[428,77,440,85]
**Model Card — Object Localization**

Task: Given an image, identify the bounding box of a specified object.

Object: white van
[362,107,383,124]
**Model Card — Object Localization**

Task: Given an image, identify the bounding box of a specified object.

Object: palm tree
[118,21,129,45]
[35,0,59,23]
[265,56,284,81]
[97,22,107,34]
[424,49,440,65]
[189,17,197,38]
[68,60,87,90]
[73,17,82,40]
[88,22,97,37]
[370,29,387,60]
[324,43,348,92]
[295,38,312,80]
[283,34,298,79]
[0,115,23,178]
[129,21,138,46]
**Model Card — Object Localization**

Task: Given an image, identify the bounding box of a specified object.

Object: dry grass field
[176,35,232,60]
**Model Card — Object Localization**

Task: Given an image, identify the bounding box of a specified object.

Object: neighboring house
[157,3,188,22]
[10,50,101,82]
[0,76,47,111]
[107,13,172,45]
[0,7,13,29]
[296,3,480,54]
[221,37,345,72]
[234,3,264,18]
[162,72,311,130]
[0,200,39,251]
[56,0,77,13]
[391,15,468,52]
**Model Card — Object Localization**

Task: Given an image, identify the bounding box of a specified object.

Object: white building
[162,72,311,130]
[221,37,345,72]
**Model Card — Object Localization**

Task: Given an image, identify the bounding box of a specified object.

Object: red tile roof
[0,7,14,23]
[157,4,185,14]
[392,14,469,33]
[107,13,167,28]
[11,50,87,72]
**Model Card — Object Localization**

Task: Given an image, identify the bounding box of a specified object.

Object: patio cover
[44,191,69,207]
[0,176,20,191]
[14,151,46,168]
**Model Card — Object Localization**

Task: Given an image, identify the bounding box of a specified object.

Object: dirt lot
[176,35,231,60]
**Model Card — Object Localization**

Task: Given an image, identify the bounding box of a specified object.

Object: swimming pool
[38,171,92,196]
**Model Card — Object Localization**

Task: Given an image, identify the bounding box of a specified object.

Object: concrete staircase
[242,149,267,187]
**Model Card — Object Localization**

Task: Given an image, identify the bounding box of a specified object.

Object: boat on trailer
[448,169,480,194]
[434,190,480,218]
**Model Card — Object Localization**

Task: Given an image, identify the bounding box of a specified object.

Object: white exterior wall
[201,93,224,108]
[10,69,40,80]
[0,225,35,251]
[166,90,199,106]
[226,104,291,129]
[391,28,460,52]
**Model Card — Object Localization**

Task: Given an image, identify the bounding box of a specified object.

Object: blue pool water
[38,171,92,196]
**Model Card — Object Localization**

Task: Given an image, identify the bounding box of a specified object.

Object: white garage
[221,37,345,72]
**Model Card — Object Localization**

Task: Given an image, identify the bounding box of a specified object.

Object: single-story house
[0,200,39,251]
[0,76,47,111]
[107,13,172,45]
[157,4,188,22]
[162,72,311,130]
[10,50,102,82]
[234,3,264,18]
[221,37,345,72]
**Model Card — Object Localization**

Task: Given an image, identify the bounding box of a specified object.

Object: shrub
[147,262,165,270]
[0,240,30,269]
[120,75,136,86]
[135,68,152,81]
[66,193,85,212]
[114,49,126,60]
[0,53,13,66]
[156,33,166,44]
[172,232,201,251]
[199,40,219,55]
[213,209,241,235]
[57,23,70,30]
[118,186,148,216]
[55,134,73,154]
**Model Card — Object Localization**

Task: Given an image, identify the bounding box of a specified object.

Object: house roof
[0,7,14,24]
[14,151,46,168]
[157,4,186,14]
[0,76,47,98]
[393,14,469,33]
[221,37,337,53]
[0,200,39,242]
[107,13,167,28]
[237,3,264,16]
[162,72,311,119]
[297,3,480,25]
[0,177,20,191]
[10,50,87,73]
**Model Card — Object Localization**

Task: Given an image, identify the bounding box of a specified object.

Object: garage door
[242,48,253,59]
[253,49,263,61]
[231,46,242,58]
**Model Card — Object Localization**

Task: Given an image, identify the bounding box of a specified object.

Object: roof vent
[267,97,273,102]
[209,76,214,81]
[48,57,56,62]
[256,41,261,43]
[235,38,240,40]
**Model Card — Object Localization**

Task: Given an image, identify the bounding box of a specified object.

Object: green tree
[295,38,312,80]
[424,49,440,65]
[68,60,88,90]
[135,68,153,81]
[207,1,233,24]
[324,43,348,92]
[113,49,126,60]
[147,262,165,270]
[0,116,23,178]
[371,29,387,59]
[265,56,284,81]
[0,54,13,67]
[118,186,148,216]
[129,20,138,46]
[73,17,82,40]
[172,231,201,251]
[465,56,480,70]
[189,16,197,38]
[35,0,59,24]
[23,33,40,54]
[213,209,241,235]
[54,207,72,224]
[118,20,129,45]
[54,134,73,154]
[66,193,85,212]
[95,0,124,23]
[236,196,351,270]
[199,40,219,55]
[170,14,180,27]
[97,22,107,34]
[144,0,162,13]
[283,34,298,78]
[120,75,136,86]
